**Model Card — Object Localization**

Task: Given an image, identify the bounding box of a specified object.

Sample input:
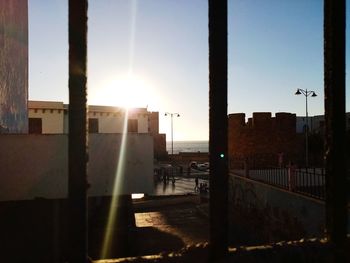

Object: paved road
[153,177,209,196]
[132,196,209,256]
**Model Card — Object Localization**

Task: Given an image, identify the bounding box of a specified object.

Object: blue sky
[29,0,349,141]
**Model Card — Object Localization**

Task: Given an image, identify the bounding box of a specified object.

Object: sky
[28,0,350,141]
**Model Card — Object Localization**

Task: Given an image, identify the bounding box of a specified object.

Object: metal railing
[232,167,326,200]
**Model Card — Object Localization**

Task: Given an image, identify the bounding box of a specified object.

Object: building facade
[28,100,167,158]
[296,113,350,134]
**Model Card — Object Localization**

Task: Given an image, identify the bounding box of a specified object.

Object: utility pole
[295,88,317,168]
[165,112,180,155]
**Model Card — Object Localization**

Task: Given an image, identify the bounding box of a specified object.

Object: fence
[231,167,326,200]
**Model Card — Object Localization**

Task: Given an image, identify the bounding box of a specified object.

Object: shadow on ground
[131,226,185,256]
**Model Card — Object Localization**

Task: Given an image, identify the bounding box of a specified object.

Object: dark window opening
[128,119,138,133]
[88,118,99,133]
[29,118,42,134]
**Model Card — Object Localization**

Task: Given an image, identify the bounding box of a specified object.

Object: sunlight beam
[101,108,129,259]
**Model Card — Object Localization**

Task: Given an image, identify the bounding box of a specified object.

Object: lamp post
[164,112,180,156]
[295,88,317,169]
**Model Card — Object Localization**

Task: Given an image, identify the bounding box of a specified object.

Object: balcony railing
[231,167,326,200]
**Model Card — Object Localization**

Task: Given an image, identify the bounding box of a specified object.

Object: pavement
[130,195,209,256]
[89,194,209,260]
[153,177,209,196]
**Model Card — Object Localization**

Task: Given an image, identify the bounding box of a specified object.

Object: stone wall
[153,133,167,160]
[228,112,304,168]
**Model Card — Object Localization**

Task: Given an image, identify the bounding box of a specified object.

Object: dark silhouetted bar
[68,1,88,262]
[324,0,347,262]
[208,0,228,260]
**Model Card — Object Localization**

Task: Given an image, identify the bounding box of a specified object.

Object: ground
[131,195,209,256]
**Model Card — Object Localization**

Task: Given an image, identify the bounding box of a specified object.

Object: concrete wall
[0,134,154,201]
[88,133,154,196]
[228,174,350,245]
[0,0,28,133]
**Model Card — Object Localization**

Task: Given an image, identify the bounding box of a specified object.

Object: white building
[0,100,164,201]
[296,113,350,133]
[28,100,152,134]
[28,101,65,133]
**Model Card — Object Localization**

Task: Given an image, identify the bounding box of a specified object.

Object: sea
[166,140,209,154]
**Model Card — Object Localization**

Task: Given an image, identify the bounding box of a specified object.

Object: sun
[90,74,157,109]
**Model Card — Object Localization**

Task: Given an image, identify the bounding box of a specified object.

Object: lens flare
[101,109,129,258]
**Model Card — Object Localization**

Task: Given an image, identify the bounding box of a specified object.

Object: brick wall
[153,133,167,160]
[228,112,304,168]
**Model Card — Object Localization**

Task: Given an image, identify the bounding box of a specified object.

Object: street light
[164,112,180,155]
[295,88,317,168]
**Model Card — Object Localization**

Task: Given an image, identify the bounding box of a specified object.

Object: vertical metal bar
[209,0,228,260]
[315,171,318,198]
[313,169,316,197]
[284,168,287,189]
[322,168,325,199]
[312,167,318,196]
[319,173,322,199]
[271,169,273,185]
[68,1,88,262]
[306,171,309,193]
[270,169,272,184]
[324,0,347,261]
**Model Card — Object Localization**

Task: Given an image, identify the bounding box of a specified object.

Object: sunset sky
[29,0,350,141]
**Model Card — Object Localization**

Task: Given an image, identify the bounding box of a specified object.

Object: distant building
[0,0,28,133]
[28,100,167,158]
[296,113,350,134]
[28,101,65,134]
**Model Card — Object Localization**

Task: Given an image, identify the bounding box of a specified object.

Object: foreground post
[324,0,347,262]
[209,0,228,260]
[68,1,88,262]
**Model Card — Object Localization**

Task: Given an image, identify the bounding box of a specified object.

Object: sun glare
[91,74,157,109]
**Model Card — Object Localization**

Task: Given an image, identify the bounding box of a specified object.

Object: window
[29,118,42,134]
[128,119,138,133]
[88,118,99,133]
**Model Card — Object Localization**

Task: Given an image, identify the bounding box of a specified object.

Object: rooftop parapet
[275,112,296,130]
[252,112,272,128]
[228,113,245,127]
